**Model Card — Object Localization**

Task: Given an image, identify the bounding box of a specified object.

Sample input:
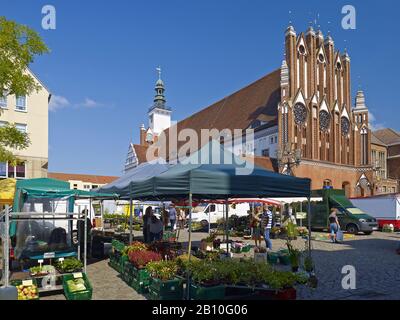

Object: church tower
[144,68,172,144]
[125,68,173,172]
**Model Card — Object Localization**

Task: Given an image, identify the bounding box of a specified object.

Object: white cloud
[78,98,102,108]
[49,95,70,111]
[369,111,385,131]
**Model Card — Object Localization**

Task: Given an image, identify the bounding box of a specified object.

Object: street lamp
[372,160,382,194]
[276,142,302,176]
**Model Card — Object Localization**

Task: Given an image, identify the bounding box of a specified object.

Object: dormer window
[318,53,325,63]
[336,62,342,70]
[298,45,306,55]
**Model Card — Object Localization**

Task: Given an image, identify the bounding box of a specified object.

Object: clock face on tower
[146,132,153,142]
[341,117,350,136]
[293,103,307,125]
[319,110,331,132]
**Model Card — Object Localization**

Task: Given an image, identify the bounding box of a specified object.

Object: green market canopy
[125,140,311,201]
[13,178,117,211]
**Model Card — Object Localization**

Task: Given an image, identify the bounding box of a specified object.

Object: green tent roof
[125,140,311,200]
[13,178,117,211]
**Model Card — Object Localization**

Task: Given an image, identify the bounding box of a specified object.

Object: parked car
[310,188,378,235]
[191,203,250,226]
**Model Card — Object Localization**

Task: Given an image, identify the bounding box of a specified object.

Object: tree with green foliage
[0,16,49,164]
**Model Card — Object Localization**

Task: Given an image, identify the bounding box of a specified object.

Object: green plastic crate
[148,278,183,300]
[62,273,93,300]
[11,278,40,300]
[132,267,150,283]
[189,284,225,300]
[278,254,290,265]
[267,253,279,264]
[131,277,149,294]
[162,231,177,241]
[112,239,125,252]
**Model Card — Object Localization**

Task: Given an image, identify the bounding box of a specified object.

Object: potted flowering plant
[128,250,162,269]
[286,240,301,272]
[146,260,183,300]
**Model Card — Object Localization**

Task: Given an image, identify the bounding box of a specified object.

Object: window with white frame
[84,184,91,189]
[15,123,27,133]
[16,95,27,111]
[0,94,7,108]
[0,162,25,179]
[274,135,278,143]
[269,136,274,144]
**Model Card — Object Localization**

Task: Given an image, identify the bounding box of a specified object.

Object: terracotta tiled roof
[48,172,119,185]
[371,133,387,146]
[132,144,150,164]
[373,128,400,145]
[160,69,281,158]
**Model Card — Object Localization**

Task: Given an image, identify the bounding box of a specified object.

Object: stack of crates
[131,266,150,294]
[148,277,183,300]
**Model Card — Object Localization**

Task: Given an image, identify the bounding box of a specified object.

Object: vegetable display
[66,278,87,293]
[55,258,83,273]
[30,265,55,276]
[16,284,39,300]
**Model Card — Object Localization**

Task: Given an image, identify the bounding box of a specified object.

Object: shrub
[128,250,162,268]
[146,260,178,281]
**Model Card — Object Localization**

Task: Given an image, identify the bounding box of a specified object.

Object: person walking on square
[262,205,273,250]
[329,208,341,243]
[143,206,153,243]
[169,204,177,231]
[250,206,262,247]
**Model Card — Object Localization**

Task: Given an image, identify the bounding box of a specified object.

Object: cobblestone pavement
[14,230,400,300]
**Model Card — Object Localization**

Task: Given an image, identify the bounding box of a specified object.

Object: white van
[191,203,250,225]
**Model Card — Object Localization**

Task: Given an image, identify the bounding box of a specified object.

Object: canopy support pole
[84,203,88,274]
[187,193,193,256]
[129,196,133,244]
[129,183,133,244]
[307,196,312,259]
[186,193,193,300]
[225,199,229,254]
[4,205,10,287]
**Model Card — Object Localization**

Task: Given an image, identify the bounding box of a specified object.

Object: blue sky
[2,0,399,176]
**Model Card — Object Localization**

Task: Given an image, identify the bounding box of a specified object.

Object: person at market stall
[261,205,273,250]
[149,214,163,242]
[169,204,177,231]
[177,208,186,229]
[160,208,168,229]
[250,206,262,247]
[329,208,341,244]
[143,206,153,243]
[77,209,93,257]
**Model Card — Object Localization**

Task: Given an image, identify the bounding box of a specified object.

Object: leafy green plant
[146,260,178,281]
[122,241,147,256]
[55,258,83,273]
[286,240,301,268]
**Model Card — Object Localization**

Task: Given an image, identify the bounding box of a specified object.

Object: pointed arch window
[319,110,330,132]
[293,103,307,126]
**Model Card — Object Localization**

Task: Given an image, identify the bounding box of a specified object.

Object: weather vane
[156,66,162,80]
